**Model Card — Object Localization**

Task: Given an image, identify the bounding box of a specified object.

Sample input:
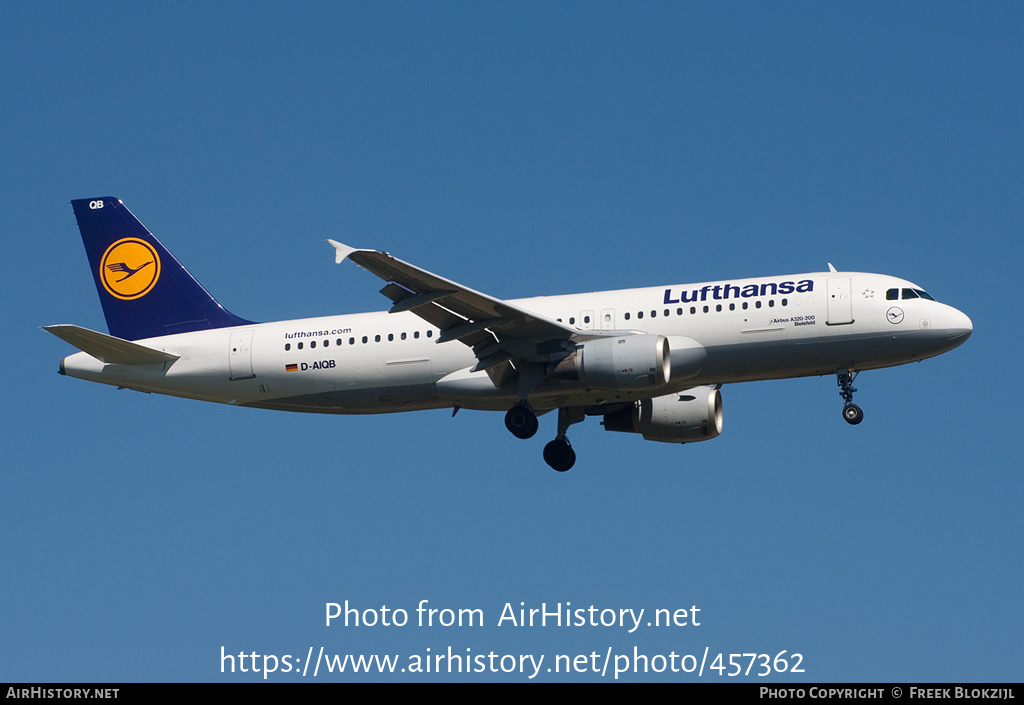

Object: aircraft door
[826,277,854,325]
[229,329,256,380]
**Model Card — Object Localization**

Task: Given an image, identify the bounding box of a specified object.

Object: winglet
[828,263,838,273]
[327,239,361,264]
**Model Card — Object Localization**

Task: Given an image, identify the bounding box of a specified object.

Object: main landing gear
[837,368,863,425]
[505,403,583,472]
[504,402,538,439]
[543,438,575,472]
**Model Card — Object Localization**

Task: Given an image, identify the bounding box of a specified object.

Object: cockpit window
[897,288,936,301]
[886,288,899,300]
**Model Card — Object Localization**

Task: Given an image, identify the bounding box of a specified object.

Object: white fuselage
[59,271,972,414]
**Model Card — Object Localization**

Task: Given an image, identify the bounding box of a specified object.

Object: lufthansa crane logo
[99,238,161,300]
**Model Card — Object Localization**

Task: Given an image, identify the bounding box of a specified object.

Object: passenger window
[284,343,290,351]
[297,342,303,350]
[310,341,316,348]
[624,312,631,321]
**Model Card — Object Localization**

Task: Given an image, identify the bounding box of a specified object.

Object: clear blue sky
[3,1,1021,682]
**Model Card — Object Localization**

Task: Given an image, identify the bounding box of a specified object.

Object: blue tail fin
[72,197,253,340]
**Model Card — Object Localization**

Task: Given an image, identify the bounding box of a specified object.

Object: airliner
[47,198,972,471]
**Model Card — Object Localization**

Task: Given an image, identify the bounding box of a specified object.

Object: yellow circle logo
[99,238,161,300]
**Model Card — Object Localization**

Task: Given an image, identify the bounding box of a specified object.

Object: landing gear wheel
[836,369,863,426]
[505,403,538,439]
[543,438,576,472]
[843,404,863,425]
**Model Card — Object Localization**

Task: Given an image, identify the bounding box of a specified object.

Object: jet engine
[602,386,723,443]
[551,334,671,389]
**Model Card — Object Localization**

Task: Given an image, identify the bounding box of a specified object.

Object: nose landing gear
[837,368,863,425]
[842,403,864,425]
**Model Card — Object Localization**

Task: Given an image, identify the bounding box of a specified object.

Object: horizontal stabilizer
[44,324,179,365]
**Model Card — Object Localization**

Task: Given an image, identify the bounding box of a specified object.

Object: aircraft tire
[842,404,864,425]
[543,438,576,472]
[505,404,538,439]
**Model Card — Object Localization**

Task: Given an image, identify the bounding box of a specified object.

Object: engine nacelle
[603,386,723,443]
[663,336,706,381]
[576,334,671,389]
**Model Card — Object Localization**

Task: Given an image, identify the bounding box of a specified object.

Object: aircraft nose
[946,307,973,344]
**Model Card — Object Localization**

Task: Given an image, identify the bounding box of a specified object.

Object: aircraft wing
[328,241,591,376]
